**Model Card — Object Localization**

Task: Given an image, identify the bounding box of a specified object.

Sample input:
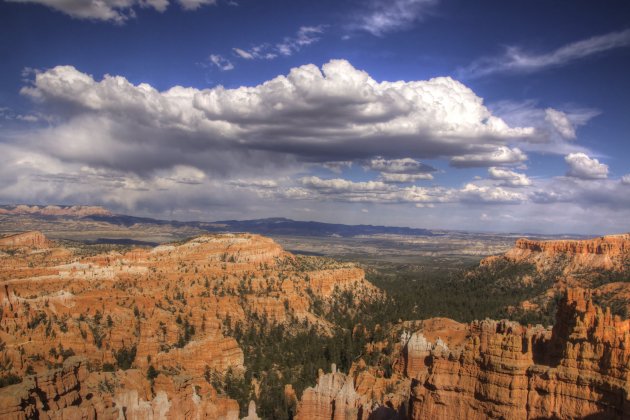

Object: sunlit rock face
[409,288,630,420]
[0,231,50,248]
[479,233,630,316]
[482,233,630,273]
[0,232,379,418]
[292,288,629,420]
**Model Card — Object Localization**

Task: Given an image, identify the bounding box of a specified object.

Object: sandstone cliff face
[0,356,111,419]
[486,233,630,273]
[295,364,362,420]
[0,231,49,248]
[478,233,630,320]
[0,355,242,420]
[0,231,378,418]
[294,288,630,420]
[409,288,630,419]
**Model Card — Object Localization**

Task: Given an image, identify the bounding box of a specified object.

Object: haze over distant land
[1,0,629,234]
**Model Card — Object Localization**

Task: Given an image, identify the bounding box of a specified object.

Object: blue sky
[1,0,629,234]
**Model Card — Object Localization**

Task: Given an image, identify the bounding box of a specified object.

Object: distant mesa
[484,232,630,273]
[0,204,112,217]
[514,234,630,257]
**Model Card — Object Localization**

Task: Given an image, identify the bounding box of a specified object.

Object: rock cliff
[477,233,630,319]
[0,231,378,418]
[504,234,630,272]
[295,364,360,420]
[293,288,630,420]
[409,288,630,419]
[0,231,50,248]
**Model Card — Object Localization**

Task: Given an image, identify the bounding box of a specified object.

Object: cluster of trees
[212,257,565,418]
[366,260,559,325]
[213,287,395,419]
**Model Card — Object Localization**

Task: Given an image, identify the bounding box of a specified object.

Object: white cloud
[565,153,608,179]
[364,157,435,183]
[232,25,325,61]
[365,157,435,174]
[544,108,576,140]
[178,0,215,11]
[322,161,353,174]
[355,0,438,36]
[208,54,234,71]
[529,177,630,213]
[489,101,599,154]
[233,48,254,60]
[7,0,215,23]
[459,183,525,204]
[450,146,527,168]
[301,176,391,193]
[229,179,278,188]
[380,173,433,183]
[460,28,630,78]
[488,167,531,187]
[19,60,533,176]
[621,174,630,185]
[297,176,523,205]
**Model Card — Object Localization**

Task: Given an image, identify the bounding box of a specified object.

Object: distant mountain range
[0,204,435,238]
[87,215,437,237]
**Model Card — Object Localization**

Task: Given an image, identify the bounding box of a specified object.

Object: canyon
[293,289,630,419]
[0,230,628,419]
[479,233,630,318]
[0,231,378,418]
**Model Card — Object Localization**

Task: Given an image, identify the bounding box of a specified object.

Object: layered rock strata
[0,232,378,418]
[483,233,630,274]
[409,288,630,419]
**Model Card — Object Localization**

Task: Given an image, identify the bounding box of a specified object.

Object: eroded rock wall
[409,288,630,419]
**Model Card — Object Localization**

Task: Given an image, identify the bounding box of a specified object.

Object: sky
[1,0,629,234]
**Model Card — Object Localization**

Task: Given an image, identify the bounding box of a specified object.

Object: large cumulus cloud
[4,59,630,233]
[565,152,609,179]
[18,59,535,177]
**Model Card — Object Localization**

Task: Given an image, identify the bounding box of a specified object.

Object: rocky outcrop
[0,357,111,419]
[294,362,410,420]
[0,231,379,417]
[241,400,262,420]
[487,233,630,273]
[409,288,630,419]
[295,364,360,420]
[0,231,49,248]
[514,235,630,256]
[477,233,630,319]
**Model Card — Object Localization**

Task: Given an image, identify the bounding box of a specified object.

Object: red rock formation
[515,235,630,256]
[0,231,49,248]
[0,231,379,418]
[409,288,630,419]
[295,364,411,420]
[0,357,111,419]
[295,364,360,420]
[489,233,630,273]
[478,233,630,318]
